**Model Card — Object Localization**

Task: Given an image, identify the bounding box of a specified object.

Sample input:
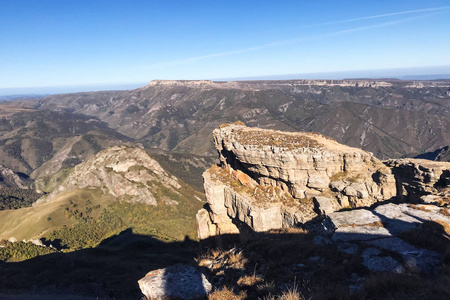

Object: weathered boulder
[138,264,212,300]
[314,196,340,215]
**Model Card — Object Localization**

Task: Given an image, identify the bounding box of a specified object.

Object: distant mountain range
[9,79,447,161]
[2,65,449,96]
[0,94,48,101]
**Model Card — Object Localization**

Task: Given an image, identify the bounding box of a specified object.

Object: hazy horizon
[1,65,450,97]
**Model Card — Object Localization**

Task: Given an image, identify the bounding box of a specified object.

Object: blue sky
[1,0,450,92]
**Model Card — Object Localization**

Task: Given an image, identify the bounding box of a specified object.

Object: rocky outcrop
[197,166,313,239]
[197,124,399,239]
[0,164,30,189]
[197,124,450,241]
[37,145,181,205]
[214,124,396,203]
[320,203,449,273]
[385,158,450,202]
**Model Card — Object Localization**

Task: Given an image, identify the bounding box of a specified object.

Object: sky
[1,0,450,94]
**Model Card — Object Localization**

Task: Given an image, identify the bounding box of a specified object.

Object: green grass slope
[0,175,203,252]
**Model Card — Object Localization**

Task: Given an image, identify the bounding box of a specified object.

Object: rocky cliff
[197,124,450,239]
[386,158,450,203]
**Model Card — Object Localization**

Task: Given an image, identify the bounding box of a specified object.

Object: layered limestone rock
[215,124,396,205]
[197,124,398,239]
[197,124,450,240]
[385,158,450,202]
[197,166,315,239]
[37,145,181,205]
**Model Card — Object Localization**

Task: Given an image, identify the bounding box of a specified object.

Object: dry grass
[228,250,248,269]
[233,129,322,150]
[434,219,450,236]
[237,274,263,287]
[341,221,384,228]
[408,204,432,212]
[329,171,363,183]
[440,208,450,216]
[208,286,247,300]
[262,286,307,300]
[209,166,297,207]
[197,248,248,271]
[219,121,246,128]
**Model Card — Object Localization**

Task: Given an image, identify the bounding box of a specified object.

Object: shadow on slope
[199,211,450,300]
[1,213,449,300]
[0,228,199,299]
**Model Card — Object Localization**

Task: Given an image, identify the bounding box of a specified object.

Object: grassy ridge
[0,175,203,258]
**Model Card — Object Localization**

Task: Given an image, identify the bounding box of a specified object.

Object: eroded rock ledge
[197,124,450,240]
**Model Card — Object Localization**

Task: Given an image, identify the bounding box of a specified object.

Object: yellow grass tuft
[208,286,247,300]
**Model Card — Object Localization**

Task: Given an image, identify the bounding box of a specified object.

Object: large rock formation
[197,124,450,240]
[197,124,395,238]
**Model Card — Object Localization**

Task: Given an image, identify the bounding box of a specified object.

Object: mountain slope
[0,105,133,178]
[0,146,204,244]
[28,79,450,159]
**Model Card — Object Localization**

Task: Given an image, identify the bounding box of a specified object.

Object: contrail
[143,12,436,69]
[283,6,450,30]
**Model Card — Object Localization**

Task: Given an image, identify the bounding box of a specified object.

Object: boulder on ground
[314,196,339,215]
[138,264,212,300]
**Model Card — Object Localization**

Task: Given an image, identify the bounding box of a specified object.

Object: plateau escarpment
[197,124,450,239]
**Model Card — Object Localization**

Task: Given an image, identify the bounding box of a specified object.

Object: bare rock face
[214,124,396,204]
[0,164,29,189]
[325,203,447,273]
[37,145,180,205]
[138,264,212,300]
[385,158,450,202]
[198,124,398,239]
[197,124,450,240]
